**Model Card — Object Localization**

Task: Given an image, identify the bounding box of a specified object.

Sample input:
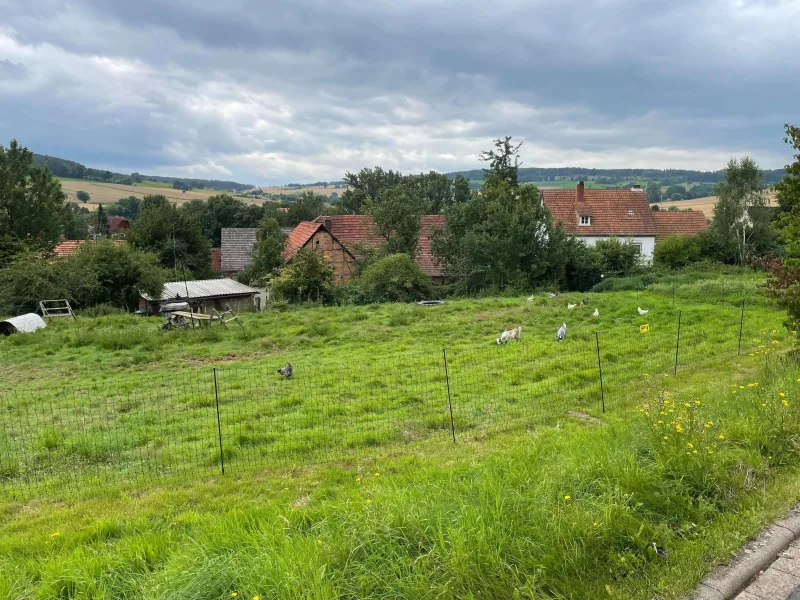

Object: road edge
[690,502,800,599]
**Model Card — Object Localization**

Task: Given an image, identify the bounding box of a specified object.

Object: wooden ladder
[39,299,76,321]
[213,304,245,331]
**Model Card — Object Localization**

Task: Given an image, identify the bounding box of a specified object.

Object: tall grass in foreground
[1,356,799,599]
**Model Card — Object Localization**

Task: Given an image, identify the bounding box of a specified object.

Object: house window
[633,242,642,254]
[627,210,635,216]
[579,216,591,226]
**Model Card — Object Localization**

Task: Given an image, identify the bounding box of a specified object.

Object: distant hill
[444,167,786,187]
[31,153,253,192]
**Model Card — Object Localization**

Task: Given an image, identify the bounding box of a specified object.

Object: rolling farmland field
[57,179,248,207]
[257,184,347,197]
[656,190,778,219]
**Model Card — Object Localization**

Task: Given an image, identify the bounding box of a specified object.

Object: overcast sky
[0,0,798,185]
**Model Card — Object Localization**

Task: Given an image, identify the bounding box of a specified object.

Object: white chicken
[593,308,599,317]
[567,303,577,310]
[638,307,649,316]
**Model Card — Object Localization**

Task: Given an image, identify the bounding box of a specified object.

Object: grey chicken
[277,363,293,378]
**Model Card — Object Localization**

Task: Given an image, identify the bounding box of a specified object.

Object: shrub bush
[654,235,702,269]
[355,254,432,303]
[271,248,336,303]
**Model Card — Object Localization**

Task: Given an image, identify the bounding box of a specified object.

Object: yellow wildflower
[780,392,786,397]
[253,596,260,600]
[374,472,380,477]
[663,436,669,440]
[784,400,790,407]
[366,498,372,503]
[356,477,361,483]
[687,443,694,448]
[50,532,61,538]
[762,403,767,407]
[718,434,725,439]
[593,522,599,527]
[231,594,238,598]
[564,495,571,501]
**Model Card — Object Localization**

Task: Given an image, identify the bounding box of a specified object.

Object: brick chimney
[576,181,585,204]
[324,218,332,232]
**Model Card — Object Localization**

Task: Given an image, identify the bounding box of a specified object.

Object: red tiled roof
[108,216,130,231]
[54,240,82,257]
[652,211,709,241]
[312,215,446,277]
[53,239,124,257]
[283,221,327,260]
[541,188,657,237]
[210,247,221,272]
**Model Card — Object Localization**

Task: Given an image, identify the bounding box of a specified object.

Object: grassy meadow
[2,272,800,599]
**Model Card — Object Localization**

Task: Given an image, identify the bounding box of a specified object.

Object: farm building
[138,279,259,315]
[220,227,294,274]
[283,221,357,284]
[220,228,257,273]
[302,215,447,283]
[652,210,709,241]
[108,217,130,233]
[541,182,708,261]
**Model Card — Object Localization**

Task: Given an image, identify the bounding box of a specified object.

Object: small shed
[0,313,47,335]
[139,279,259,315]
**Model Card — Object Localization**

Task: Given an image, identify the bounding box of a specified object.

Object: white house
[541,182,707,261]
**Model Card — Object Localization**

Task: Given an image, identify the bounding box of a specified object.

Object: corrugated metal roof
[0,313,47,335]
[221,228,257,272]
[140,278,259,301]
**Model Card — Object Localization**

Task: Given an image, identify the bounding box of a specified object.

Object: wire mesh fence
[0,301,774,498]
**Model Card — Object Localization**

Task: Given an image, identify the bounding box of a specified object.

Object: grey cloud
[0,0,797,183]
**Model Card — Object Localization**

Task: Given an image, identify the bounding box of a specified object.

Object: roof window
[579,216,591,226]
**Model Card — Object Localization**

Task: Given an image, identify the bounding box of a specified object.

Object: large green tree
[181,194,264,247]
[364,186,425,257]
[646,181,661,204]
[710,156,768,264]
[339,167,404,214]
[764,124,800,333]
[452,174,471,204]
[287,191,326,226]
[128,195,211,277]
[432,138,562,291]
[0,139,69,252]
[107,196,142,220]
[237,217,285,286]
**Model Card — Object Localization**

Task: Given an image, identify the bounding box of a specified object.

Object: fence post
[595,332,605,413]
[442,348,456,444]
[722,279,725,308]
[672,285,675,308]
[738,300,745,355]
[212,368,225,475]
[674,311,682,376]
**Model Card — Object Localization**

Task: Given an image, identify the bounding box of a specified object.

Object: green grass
[1,273,799,598]
[134,181,173,189]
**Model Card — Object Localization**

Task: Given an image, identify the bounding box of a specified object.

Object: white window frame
[579,215,591,226]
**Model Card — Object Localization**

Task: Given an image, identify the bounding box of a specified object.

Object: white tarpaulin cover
[0,313,47,335]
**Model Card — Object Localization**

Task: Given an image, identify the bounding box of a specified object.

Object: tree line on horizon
[1,130,799,319]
